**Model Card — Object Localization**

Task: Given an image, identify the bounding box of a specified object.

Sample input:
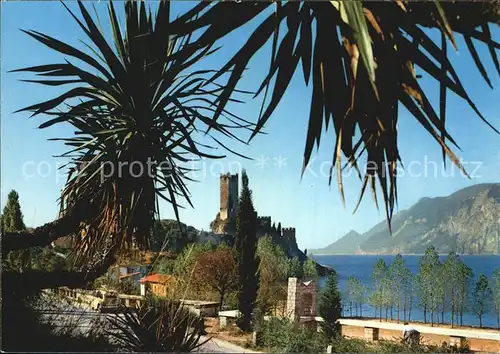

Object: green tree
[2,190,29,272]
[1,190,26,232]
[235,170,259,331]
[389,254,409,322]
[319,271,342,338]
[443,252,462,327]
[370,258,388,321]
[256,235,290,316]
[287,257,303,279]
[493,269,500,329]
[417,246,441,325]
[303,257,318,280]
[346,276,365,317]
[456,261,473,326]
[472,274,492,328]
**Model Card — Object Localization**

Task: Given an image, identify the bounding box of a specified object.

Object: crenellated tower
[220,173,239,221]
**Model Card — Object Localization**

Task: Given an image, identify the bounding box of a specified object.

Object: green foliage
[2,190,30,272]
[416,246,441,324]
[235,170,259,330]
[388,254,414,322]
[346,276,366,317]
[105,297,205,352]
[287,257,303,279]
[150,220,198,253]
[13,0,249,264]
[472,274,493,327]
[493,269,500,329]
[173,242,213,277]
[256,235,289,315]
[302,258,318,280]
[152,256,176,274]
[259,317,328,353]
[318,271,342,337]
[1,190,26,232]
[370,258,388,320]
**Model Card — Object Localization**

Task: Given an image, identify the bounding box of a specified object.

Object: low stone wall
[339,319,500,352]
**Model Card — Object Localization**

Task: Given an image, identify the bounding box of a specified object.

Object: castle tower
[220,173,239,221]
[286,277,317,321]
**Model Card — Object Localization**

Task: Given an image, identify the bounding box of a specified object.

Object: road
[197,336,260,353]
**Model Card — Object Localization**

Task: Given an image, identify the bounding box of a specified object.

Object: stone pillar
[286,277,298,320]
[364,327,379,341]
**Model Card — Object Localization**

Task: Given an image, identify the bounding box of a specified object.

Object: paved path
[198,336,261,353]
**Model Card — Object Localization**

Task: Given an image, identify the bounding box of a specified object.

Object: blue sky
[2,2,499,249]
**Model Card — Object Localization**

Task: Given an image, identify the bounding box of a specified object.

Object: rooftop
[139,273,175,284]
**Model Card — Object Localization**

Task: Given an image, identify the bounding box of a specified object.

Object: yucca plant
[104,297,207,352]
[6,0,250,265]
[174,1,500,226]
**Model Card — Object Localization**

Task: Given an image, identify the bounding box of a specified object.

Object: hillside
[310,183,500,255]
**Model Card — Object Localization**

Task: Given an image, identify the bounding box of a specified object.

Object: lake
[312,255,500,328]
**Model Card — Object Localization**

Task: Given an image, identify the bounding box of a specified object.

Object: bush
[105,297,206,352]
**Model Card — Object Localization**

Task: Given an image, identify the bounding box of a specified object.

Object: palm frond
[13,0,252,265]
[179,1,499,227]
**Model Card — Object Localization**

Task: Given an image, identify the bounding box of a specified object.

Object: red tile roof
[139,273,174,284]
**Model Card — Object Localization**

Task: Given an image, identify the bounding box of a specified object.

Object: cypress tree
[2,190,28,272]
[1,190,26,232]
[235,170,259,331]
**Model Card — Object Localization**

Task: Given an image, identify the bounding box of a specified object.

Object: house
[139,274,176,297]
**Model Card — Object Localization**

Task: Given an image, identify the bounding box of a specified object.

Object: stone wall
[339,319,500,352]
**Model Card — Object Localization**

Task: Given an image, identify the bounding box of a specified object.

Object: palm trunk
[2,206,92,256]
[424,308,427,324]
[3,254,115,296]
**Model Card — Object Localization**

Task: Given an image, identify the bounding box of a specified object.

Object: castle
[217,173,296,243]
[219,173,239,221]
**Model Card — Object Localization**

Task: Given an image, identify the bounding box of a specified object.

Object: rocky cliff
[310,183,500,255]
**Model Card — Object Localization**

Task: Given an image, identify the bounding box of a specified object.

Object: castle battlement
[220,173,238,180]
[282,227,296,232]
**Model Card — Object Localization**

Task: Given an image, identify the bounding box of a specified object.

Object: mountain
[309,230,368,255]
[310,183,500,255]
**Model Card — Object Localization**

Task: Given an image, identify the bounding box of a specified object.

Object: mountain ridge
[310,183,500,255]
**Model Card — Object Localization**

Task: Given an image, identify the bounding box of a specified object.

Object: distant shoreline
[311,253,498,256]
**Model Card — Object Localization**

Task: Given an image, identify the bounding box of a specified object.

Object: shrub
[105,297,206,352]
[259,318,327,353]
